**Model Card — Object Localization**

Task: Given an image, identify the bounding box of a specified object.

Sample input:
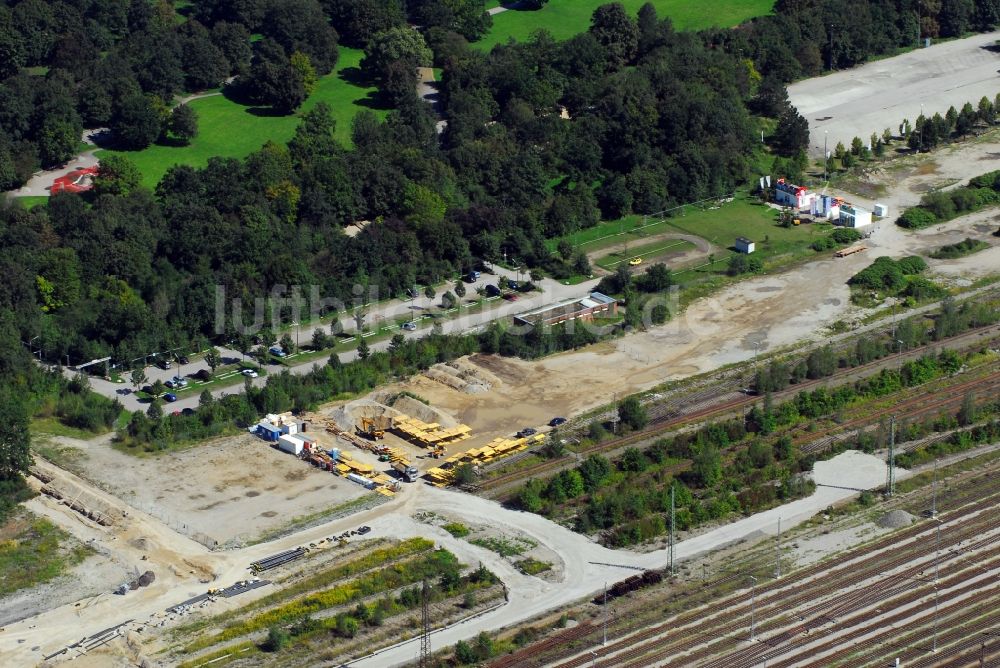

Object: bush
[262,626,289,652]
[727,254,764,276]
[896,207,938,229]
[930,237,988,259]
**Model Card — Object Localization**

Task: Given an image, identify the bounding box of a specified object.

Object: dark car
[548,417,567,427]
[157,358,172,370]
[517,427,537,438]
[181,407,195,416]
[164,393,178,402]
[357,526,371,535]
[508,280,519,291]
[177,355,189,365]
[485,284,501,297]
[466,270,481,283]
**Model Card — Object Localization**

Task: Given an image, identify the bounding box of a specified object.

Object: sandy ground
[49,431,369,547]
[0,445,894,666]
[349,450,897,668]
[789,30,1000,157]
[375,138,1000,439]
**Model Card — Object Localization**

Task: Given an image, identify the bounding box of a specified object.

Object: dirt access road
[0,448,894,667]
[789,30,1000,157]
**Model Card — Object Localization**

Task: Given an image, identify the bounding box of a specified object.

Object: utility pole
[775,517,782,579]
[886,416,896,497]
[933,519,941,653]
[603,583,608,646]
[419,579,431,668]
[931,459,938,517]
[669,486,676,576]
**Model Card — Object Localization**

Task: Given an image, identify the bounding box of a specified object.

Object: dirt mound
[136,570,155,587]
[877,510,916,528]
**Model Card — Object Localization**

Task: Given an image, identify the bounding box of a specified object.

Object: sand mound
[877,510,917,528]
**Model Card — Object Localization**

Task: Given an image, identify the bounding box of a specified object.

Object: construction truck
[392,461,419,483]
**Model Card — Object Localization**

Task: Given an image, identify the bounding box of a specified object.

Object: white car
[241,369,259,378]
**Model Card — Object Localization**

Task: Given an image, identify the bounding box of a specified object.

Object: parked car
[181,408,195,416]
[508,280,519,291]
[158,358,172,370]
[241,369,259,378]
[357,526,371,535]
[629,257,643,266]
[177,355,189,364]
[164,380,176,389]
[402,321,417,331]
[171,375,188,387]
[466,270,481,283]
[548,417,567,427]
[269,346,287,358]
[405,287,419,299]
[517,427,537,437]
[485,284,501,297]
[164,393,177,402]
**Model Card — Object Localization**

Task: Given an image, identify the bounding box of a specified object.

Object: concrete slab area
[789,31,1000,157]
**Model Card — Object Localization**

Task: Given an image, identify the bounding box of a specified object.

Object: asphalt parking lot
[789,31,1000,157]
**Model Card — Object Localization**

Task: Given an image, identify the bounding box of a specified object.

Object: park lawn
[30,417,110,440]
[596,238,696,270]
[11,195,50,210]
[96,47,384,189]
[477,0,773,50]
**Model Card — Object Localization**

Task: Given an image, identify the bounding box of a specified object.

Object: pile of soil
[877,510,917,528]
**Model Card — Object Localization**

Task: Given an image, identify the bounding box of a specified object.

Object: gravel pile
[878,510,917,528]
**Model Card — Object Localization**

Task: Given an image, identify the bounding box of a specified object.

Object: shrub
[896,207,938,229]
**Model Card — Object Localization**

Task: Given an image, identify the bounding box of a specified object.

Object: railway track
[480,326,1000,496]
[537,474,1000,667]
[542,483,1000,668]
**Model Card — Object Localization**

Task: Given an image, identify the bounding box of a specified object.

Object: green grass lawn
[595,238,696,270]
[11,195,50,210]
[478,0,773,50]
[0,512,92,596]
[30,417,110,440]
[96,47,383,188]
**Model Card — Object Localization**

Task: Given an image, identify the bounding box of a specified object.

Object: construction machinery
[356,416,391,440]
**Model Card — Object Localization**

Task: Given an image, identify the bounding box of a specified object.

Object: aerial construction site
[6,6,1000,668]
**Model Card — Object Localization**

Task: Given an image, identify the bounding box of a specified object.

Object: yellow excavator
[356,416,389,440]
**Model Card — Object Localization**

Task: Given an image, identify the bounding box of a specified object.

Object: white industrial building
[735,237,755,254]
[774,179,816,210]
[839,204,873,228]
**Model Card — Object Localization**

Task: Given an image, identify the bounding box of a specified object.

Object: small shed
[735,237,755,254]
[256,422,282,442]
[280,421,301,435]
[873,203,889,218]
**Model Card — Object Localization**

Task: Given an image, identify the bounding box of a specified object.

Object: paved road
[0,448,898,666]
[76,265,600,413]
[789,30,1000,157]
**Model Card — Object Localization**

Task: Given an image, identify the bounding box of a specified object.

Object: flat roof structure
[514,292,617,327]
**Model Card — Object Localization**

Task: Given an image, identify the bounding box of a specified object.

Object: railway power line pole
[419,579,431,668]
[603,583,608,646]
[748,575,758,642]
[931,459,939,517]
[886,416,897,497]
[933,518,942,653]
[669,485,676,576]
[775,517,782,579]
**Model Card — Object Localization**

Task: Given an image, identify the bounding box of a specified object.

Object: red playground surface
[51,166,98,194]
